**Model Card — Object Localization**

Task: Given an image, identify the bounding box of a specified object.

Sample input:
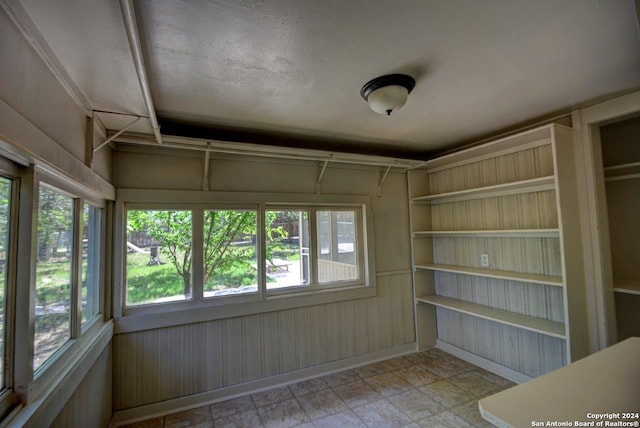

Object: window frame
[0,157,23,419]
[264,205,365,296]
[114,190,376,332]
[26,168,107,392]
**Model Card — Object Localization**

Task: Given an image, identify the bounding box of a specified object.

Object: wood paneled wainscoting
[112,270,416,422]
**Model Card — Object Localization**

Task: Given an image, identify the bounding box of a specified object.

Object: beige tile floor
[121,348,514,428]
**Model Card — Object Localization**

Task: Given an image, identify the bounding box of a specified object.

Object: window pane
[317,210,359,284]
[204,210,258,297]
[265,210,310,289]
[126,210,193,306]
[34,186,74,371]
[81,204,102,325]
[0,177,11,387]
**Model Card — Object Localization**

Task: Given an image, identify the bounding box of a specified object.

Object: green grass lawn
[38,241,304,306]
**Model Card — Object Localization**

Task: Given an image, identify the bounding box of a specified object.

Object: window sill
[8,320,113,427]
[114,283,377,334]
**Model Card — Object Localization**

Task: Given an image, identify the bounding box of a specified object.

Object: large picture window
[123,202,369,310]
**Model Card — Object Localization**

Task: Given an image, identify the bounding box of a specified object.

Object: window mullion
[309,208,318,288]
[71,198,83,339]
[192,208,204,301]
[14,168,36,398]
[3,176,22,393]
[258,203,266,300]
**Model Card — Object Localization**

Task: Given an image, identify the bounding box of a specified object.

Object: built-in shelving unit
[408,123,590,382]
[600,118,640,342]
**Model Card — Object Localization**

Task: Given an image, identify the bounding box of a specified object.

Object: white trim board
[110,342,417,427]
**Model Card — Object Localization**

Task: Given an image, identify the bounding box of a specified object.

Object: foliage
[204,211,256,289]
[37,187,74,262]
[128,210,192,294]
[126,209,303,303]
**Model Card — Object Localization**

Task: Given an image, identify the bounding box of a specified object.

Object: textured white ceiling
[19,0,640,156]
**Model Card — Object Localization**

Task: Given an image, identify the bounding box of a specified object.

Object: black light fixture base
[360,74,416,101]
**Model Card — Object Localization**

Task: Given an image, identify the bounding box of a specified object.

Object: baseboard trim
[436,340,532,384]
[111,342,417,426]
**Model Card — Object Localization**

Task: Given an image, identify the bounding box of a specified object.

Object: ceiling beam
[119,0,163,146]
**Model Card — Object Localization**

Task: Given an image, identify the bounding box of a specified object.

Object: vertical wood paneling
[353,299,369,356]
[436,309,565,378]
[433,237,561,275]
[338,300,356,359]
[51,345,112,428]
[277,310,297,373]
[294,308,313,369]
[429,144,554,194]
[260,312,280,377]
[243,315,262,381]
[324,302,341,362]
[204,321,223,390]
[184,323,206,394]
[310,305,328,366]
[113,272,414,410]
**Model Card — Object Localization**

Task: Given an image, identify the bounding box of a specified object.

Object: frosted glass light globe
[367,85,409,115]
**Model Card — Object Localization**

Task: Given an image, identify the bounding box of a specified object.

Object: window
[317,210,359,284]
[265,210,310,290]
[30,180,105,375]
[81,203,102,326]
[34,186,74,371]
[0,177,11,388]
[126,210,193,306]
[0,159,108,412]
[120,194,373,316]
[203,210,258,297]
[266,207,362,292]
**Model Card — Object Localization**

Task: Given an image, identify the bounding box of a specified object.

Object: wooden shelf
[412,176,555,204]
[604,161,640,182]
[416,295,566,339]
[415,263,563,286]
[424,125,558,171]
[413,229,560,238]
[613,279,640,296]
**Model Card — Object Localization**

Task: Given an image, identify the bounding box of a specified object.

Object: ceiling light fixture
[360,74,415,116]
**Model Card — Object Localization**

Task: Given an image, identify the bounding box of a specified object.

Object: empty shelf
[604,162,640,182]
[613,279,640,295]
[416,295,566,339]
[413,229,560,238]
[415,263,563,286]
[412,176,555,204]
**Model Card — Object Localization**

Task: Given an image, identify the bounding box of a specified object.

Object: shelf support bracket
[378,166,391,197]
[93,116,142,153]
[203,148,211,191]
[316,160,329,194]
